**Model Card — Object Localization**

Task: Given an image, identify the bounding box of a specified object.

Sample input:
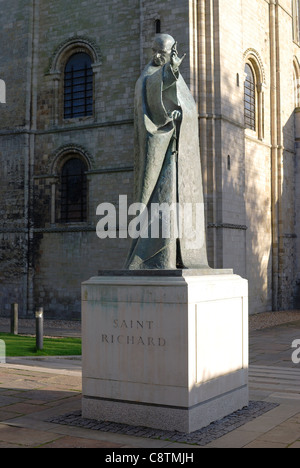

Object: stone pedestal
[81,269,248,433]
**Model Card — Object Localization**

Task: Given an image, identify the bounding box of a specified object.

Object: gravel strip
[48,401,278,447]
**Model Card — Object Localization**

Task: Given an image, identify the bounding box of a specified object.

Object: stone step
[249,365,300,397]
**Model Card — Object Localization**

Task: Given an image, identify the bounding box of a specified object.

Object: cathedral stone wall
[0,0,300,318]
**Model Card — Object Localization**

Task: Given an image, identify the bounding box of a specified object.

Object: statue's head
[151,34,175,67]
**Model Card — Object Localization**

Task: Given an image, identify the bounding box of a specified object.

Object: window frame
[63,52,94,120]
[244,62,256,132]
[50,146,93,226]
[47,38,101,126]
[243,53,265,141]
[60,157,88,224]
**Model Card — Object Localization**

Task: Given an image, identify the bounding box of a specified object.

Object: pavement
[0,315,300,448]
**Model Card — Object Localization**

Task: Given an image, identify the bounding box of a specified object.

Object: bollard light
[35,307,44,351]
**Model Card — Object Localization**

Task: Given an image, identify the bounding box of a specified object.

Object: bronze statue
[125,34,208,270]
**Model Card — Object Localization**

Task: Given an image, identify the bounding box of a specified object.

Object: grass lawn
[0,333,81,357]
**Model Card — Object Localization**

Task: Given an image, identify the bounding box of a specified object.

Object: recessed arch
[48,36,101,74]
[243,48,266,86]
[60,157,88,223]
[48,145,93,225]
[243,48,266,140]
[47,38,102,124]
[51,144,94,175]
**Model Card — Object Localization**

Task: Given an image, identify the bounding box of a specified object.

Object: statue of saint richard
[125,34,209,270]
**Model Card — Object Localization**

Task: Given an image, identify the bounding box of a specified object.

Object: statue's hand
[168,110,182,124]
[171,42,186,72]
[171,110,182,121]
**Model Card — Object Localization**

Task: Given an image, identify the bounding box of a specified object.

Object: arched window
[243,50,265,140]
[244,63,256,131]
[61,158,88,223]
[293,59,300,108]
[64,53,93,119]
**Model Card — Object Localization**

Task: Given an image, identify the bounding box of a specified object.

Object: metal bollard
[10,303,18,335]
[35,307,44,351]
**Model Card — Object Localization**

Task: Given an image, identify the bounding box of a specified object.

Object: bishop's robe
[124,60,208,270]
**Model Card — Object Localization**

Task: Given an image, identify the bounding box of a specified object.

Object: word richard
[101,319,167,347]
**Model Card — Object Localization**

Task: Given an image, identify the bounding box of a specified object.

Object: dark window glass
[64,53,93,119]
[61,158,87,223]
[155,19,161,33]
[244,63,256,131]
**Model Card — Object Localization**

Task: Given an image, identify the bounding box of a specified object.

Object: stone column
[49,177,59,225]
[50,72,61,126]
[256,82,265,141]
